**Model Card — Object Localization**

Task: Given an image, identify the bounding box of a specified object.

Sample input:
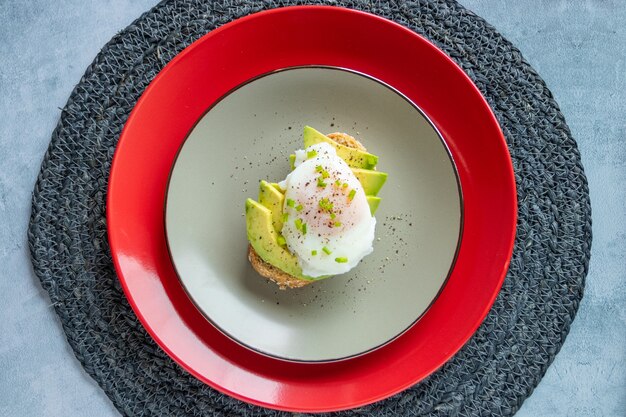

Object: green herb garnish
[286,198,295,207]
[335,257,348,263]
[295,204,303,212]
[294,218,307,235]
[348,189,356,201]
[317,177,327,188]
[311,250,317,256]
[318,197,334,212]
[307,149,318,159]
[277,235,286,246]
[322,246,332,255]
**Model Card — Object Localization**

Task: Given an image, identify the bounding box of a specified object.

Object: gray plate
[165,67,462,362]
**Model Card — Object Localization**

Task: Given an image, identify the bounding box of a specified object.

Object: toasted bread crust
[327,132,367,152]
[248,245,312,290]
[248,131,366,289]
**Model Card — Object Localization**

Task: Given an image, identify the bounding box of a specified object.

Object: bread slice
[248,132,367,289]
[247,245,311,289]
[327,132,367,152]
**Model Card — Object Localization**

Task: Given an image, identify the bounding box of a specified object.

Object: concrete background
[0,0,624,415]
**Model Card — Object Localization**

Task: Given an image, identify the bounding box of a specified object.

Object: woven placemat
[29,0,592,416]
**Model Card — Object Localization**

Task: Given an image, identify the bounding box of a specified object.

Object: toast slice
[248,132,366,289]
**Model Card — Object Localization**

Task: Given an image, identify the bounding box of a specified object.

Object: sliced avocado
[258,180,285,232]
[350,169,388,196]
[270,182,284,193]
[246,199,310,280]
[303,126,378,169]
[366,196,381,216]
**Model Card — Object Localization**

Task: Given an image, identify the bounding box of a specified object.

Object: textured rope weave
[29,1,591,416]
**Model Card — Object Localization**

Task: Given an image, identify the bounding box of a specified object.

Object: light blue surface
[0,1,624,416]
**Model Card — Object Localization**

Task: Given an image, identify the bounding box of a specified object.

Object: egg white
[280,143,376,278]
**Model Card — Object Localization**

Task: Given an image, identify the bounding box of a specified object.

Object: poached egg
[279,143,376,278]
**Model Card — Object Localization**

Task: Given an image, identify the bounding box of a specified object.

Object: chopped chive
[334,179,341,186]
[311,250,317,256]
[282,213,289,222]
[317,177,327,188]
[334,221,342,227]
[318,198,334,212]
[335,257,348,263]
[293,218,307,235]
[315,165,324,173]
[348,189,356,201]
[342,183,349,189]
[295,204,303,212]
[330,212,336,219]
[286,198,295,207]
[321,170,330,179]
[322,246,332,255]
[277,235,286,246]
[307,149,317,159]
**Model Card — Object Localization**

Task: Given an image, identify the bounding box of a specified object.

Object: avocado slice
[246,199,310,280]
[350,169,388,197]
[270,182,283,193]
[303,126,378,169]
[258,180,285,232]
[366,196,381,215]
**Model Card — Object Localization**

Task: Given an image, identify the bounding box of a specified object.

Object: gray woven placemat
[28,0,592,416]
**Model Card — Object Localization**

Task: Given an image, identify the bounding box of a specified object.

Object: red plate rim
[107,5,517,413]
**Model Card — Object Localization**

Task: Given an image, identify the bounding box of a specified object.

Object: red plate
[108,6,516,412]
